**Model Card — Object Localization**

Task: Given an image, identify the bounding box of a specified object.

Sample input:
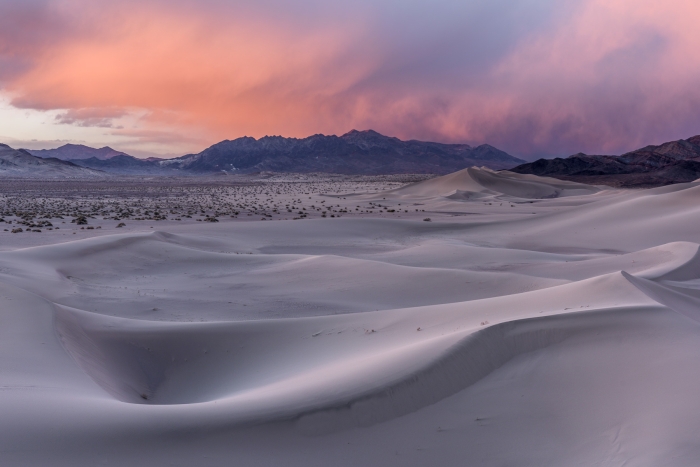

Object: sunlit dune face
[2,0,700,156]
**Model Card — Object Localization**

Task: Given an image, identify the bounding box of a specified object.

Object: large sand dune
[387,166,603,199]
[3,172,700,465]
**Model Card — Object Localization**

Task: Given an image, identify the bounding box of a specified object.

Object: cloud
[0,1,87,84]
[54,107,127,128]
[1,0,700,158]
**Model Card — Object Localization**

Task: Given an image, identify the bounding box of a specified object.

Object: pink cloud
[2,0,700,158]
[53,107,127,128]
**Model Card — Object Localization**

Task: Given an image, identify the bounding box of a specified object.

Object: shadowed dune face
[4,172,700,465]
[53,298,661,413]
[51,270,662,410]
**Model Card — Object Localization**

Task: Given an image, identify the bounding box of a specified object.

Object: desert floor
[2,168,700,466]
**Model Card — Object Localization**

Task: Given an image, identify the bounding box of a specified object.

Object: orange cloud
[3,0,700,157]
[5,0,379,148]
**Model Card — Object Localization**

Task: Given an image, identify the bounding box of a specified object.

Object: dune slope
[2,171,700,466]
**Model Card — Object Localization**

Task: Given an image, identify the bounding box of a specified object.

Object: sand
[2,167,700,465]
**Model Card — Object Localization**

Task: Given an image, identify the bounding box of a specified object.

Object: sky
[1,0,700,160]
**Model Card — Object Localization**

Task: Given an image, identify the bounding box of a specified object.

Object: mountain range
[0,144,105,178]
[511,135,700,187]
[28,144,131,161]
[164,130,525,174]
[24,130,525,176]
[27,144,168,175]
[11,131,700,185]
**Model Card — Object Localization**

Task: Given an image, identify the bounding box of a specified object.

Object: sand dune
[387,166,603,200]
[3,171,700,465]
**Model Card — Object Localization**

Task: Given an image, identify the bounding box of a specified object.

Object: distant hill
[65,155,174,175]
[29,144,178,175]
[29,144,129,161]
[0,144,106,178]
[165,130,525,174]
[510,135,700,187]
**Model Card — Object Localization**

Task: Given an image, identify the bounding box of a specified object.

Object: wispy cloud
[54,107,127,128]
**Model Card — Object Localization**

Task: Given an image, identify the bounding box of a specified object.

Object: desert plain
[2,167,700,465]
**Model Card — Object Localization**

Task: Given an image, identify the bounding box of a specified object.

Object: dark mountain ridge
[167,130,525,174]
[510,135,700,187]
